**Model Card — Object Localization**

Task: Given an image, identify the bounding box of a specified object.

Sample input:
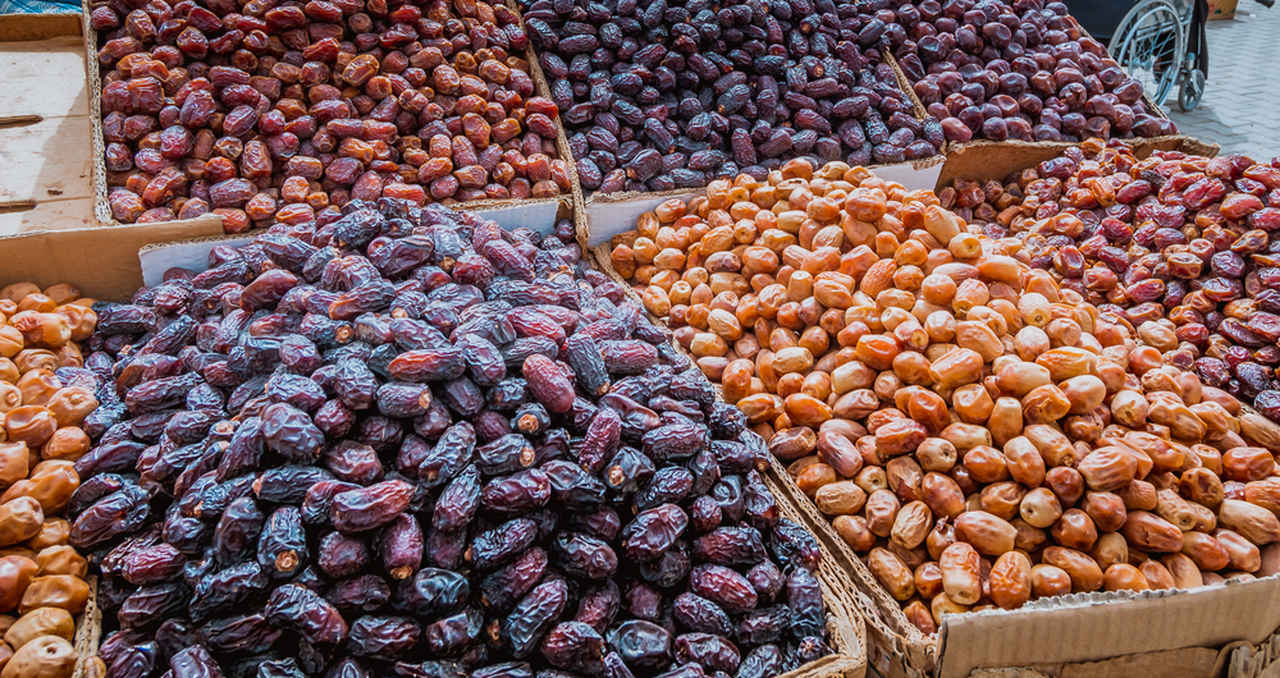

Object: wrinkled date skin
[96,0,570,228]
[949,139,1280,432]
[526,0,941,194]
[889,2,1177,143]
[69,201,829,676]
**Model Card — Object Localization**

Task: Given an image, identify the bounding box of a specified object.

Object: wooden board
[0,19,95,236]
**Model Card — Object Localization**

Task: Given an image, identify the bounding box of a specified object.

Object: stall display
[65,201,861,677]
[0,282,100,678]
[874,0,1179,143]
[943,138,1280,427]
[605,158,1280,630]
[11,0,1280,672]
[89,0,573,229]
[520,0,943,194]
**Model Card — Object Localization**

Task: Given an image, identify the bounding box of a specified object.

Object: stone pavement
[1165,3,1280,159]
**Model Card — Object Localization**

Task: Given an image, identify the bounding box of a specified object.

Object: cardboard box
[132,197,870,678]
[80,0,586,230]
[581,144,1280,678]
[1209,0,1239,20]
[0,12,226,300]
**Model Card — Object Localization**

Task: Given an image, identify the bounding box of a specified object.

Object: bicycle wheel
[1109,0,1186,106]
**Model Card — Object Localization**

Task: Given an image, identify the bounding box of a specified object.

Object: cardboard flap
[938,577,1280,678]
[0,35,86,120]
[0,115,93,206]
[466,198,560,235]
[0,214,224,301]
[586,191,697,247]
[876,155,944,193]
[937,136,1221,190]
[139,235,255,287]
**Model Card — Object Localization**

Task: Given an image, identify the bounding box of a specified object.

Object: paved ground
[1165,3,1280,159]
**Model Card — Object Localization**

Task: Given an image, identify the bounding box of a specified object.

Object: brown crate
[0,13,96,235]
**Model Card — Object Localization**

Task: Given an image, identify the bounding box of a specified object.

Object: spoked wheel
[1178,64,1206,111]
[1110,0,1186,107]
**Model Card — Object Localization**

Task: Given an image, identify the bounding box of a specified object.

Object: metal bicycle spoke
[1110,0,1186,106]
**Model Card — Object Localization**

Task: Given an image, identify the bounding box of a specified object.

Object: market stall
[0,0,1279,677]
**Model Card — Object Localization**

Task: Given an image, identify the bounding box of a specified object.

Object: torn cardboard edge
[935,135,1220,189]
[137,197,566,287]
[967,644,1231,678]
[1230,627,1280,678]
[71,577,100,678]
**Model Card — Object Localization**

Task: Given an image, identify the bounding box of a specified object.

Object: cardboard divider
[510,0,590,251]
[936,135,1222,191]
[71,577,101,678]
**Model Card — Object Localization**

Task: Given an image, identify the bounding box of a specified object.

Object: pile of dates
[858,0,1176,143]
[607,158,1280,631]
[943,139,1280,426]
[91,0,572,229]
[520,0,943,193]
[0,282,102,678]
[67,199,833,677]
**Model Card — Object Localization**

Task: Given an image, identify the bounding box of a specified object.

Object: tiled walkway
[1165,3,1280,159]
